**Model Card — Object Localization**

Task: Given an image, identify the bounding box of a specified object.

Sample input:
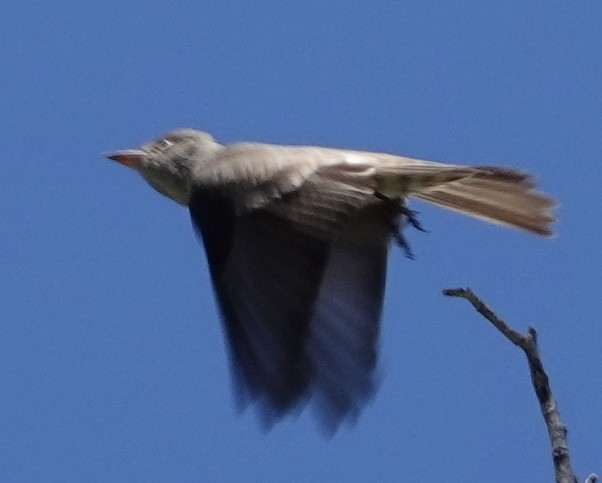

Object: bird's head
[105,129,221,205]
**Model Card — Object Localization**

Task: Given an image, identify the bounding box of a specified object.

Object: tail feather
[410,168,556,236]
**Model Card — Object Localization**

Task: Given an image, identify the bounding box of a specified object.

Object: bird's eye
[157,138,173,150]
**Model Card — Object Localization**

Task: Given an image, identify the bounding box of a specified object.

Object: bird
[105,128,556,433]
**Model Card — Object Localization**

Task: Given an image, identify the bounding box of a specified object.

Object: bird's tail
[408,167,557,236]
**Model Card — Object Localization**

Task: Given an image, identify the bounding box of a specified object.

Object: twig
[442,287,581,483]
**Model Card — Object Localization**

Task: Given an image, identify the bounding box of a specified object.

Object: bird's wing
[188,147,400,429]
[305,202,394,434]
[190,188,330,424]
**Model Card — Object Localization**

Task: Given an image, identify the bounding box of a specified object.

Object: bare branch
[442,287,579,483]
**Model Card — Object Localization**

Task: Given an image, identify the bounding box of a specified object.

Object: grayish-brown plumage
[106,128,556,433]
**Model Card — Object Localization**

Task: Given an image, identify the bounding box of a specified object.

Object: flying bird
[106,129,556,433]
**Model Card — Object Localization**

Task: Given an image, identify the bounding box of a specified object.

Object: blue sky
[1,1,600,481]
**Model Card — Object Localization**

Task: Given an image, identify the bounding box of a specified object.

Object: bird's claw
[392,227,416,259]
[376,192,427,259]
[400,206,427,233]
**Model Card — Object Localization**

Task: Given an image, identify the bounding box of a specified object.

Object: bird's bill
[104,149,145,168]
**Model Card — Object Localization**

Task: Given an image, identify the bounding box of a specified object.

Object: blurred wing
[189,188,330,425]
[307,203,394,434]
[189,166,397,430]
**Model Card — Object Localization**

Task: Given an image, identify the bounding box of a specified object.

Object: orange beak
[104,149,145,169]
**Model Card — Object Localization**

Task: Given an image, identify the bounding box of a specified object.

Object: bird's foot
[376,193,427,259]
[395,206,428,259]
[392,226,416,259]
[400,206,427,233]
